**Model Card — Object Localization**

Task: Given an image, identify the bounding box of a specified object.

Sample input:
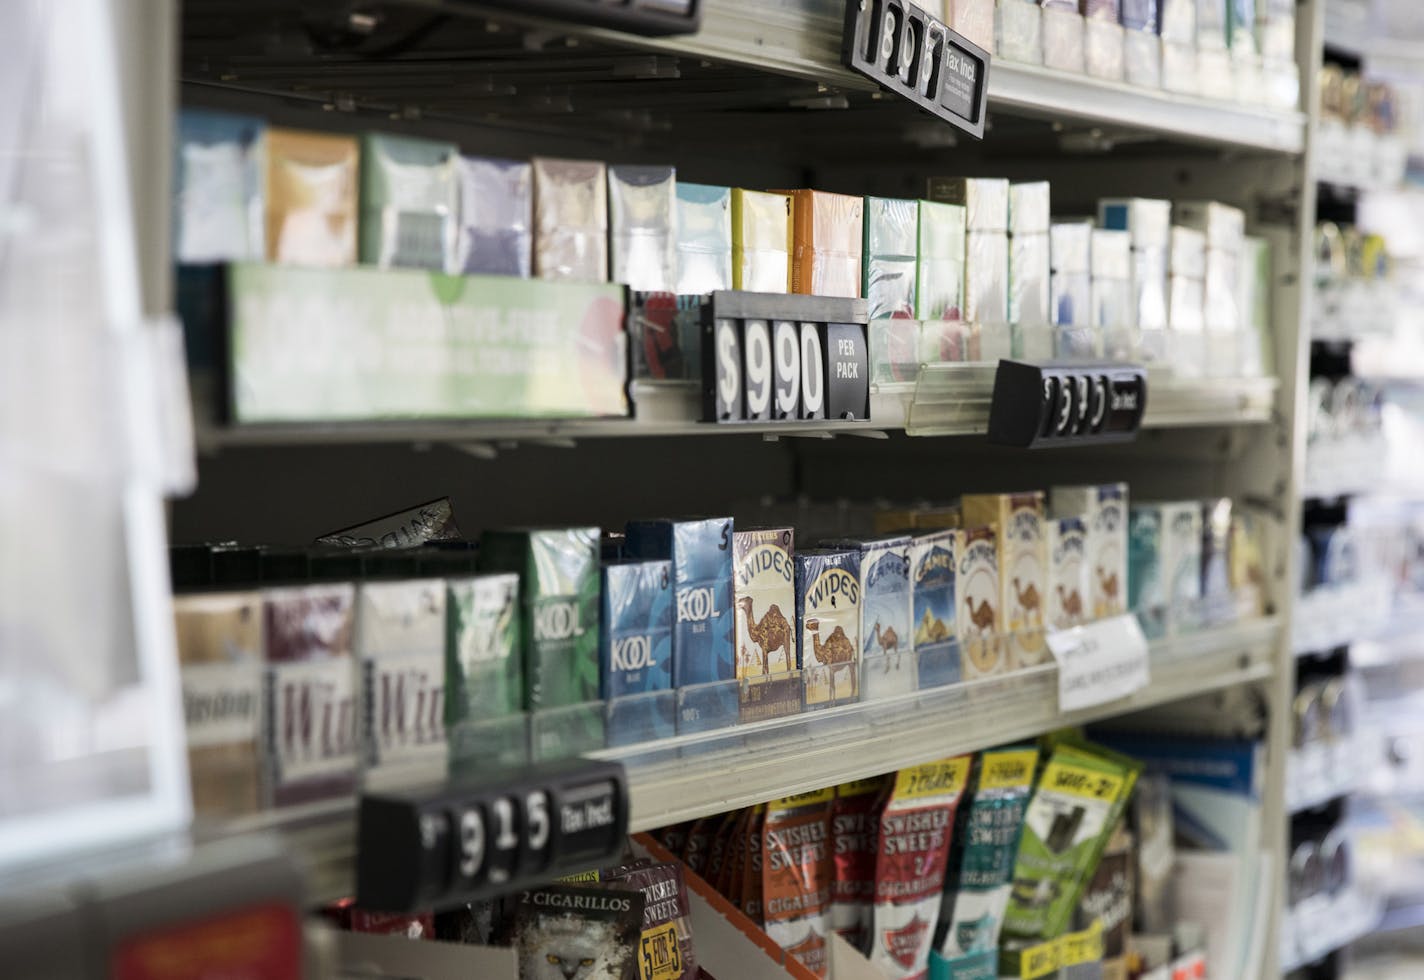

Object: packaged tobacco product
[264,127,358,267]
[262,584,358,807]
[871,757,972,980]
[741,806,767,925]
[938,746,1039,958]
[1050,484,1129,619]
[532,157,609,282]
[763,789,835,977]
[682,817,715,877]
[1003,740,1141,943]
[356,578,446,780]
[600,559,675,745]
[445,573,523,724]
[316,497,462,549]
[479,528,600,709]
[513,884,644,980]
[733,528,797,678]
[830,776,888,952]
[1074,819,1134,980]
[912,530,960,689]
[723,808,751,902]
[358,132,459,271]
[174,591,264,818]
[607,861,697,980]
[956,526,1005,680]
[703,813,736,894]
[1047,517,1090,631]
[822,535,915,698]
[795,549,862,708]
[962,493,1048,669]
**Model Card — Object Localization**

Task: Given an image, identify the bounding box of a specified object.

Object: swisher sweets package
[606,862,697,980]
[870,757,972,980]
[1002,740,1141,944]
[763,789,835,977]
[937,747,1040,959]
[514,884,645,980]
[830,777,888,951]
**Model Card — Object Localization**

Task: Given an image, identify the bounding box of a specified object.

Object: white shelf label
[1049,615,1150,712]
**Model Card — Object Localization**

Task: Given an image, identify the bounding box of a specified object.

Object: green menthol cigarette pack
[479,528,600,710]
[1003,739,1140,943]
[445,572,522,725]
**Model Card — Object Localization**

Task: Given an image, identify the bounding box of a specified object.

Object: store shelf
[600,616,1279,830]
[181,0,1306,155]
[196,370,1277,449]
[1280,887,1382,972]
[1288,740,1362,813]
[206,617,1276,904]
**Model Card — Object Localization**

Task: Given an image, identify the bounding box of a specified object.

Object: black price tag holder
[701,291,870,425]
[988,360,1147,448]
[841,0,991,140]
[356,758,629,912]
[451,0,700,37]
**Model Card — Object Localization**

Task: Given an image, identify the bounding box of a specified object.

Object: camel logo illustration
[737,594,792,675]
[805,618,856,700]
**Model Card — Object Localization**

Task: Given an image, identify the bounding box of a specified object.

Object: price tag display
[699,292,869,425]
[989,360,1147,448]
[1048,614,1150,712]
[841,0,990,139]
[357,759,627,911]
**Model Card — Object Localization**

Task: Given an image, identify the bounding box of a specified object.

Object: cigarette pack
[732,189,792,293]
[601,560,675,744]
[822,535,915,697]
[864,197,919,320]
[479,528,601,709]
[264,128,359,267]
[445,573,523,724]
[957,526,1006,679]
[1047,517,1090,631]
[783,189,863,299]
[356,578,447,778]
[675,183,733,295]
[173,109,265,263]
[796,549,863,707]
[917,200,966,321]
[1050,484,1129,619]
[456,155,532,277]
[963,493,1049,668]
[359,133,459,271]
[912,529,961,688]
[609,164,677,292]
[532,157,608,282]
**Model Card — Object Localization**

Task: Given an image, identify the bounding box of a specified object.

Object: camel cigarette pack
[831,777,888,952]
[606,861,697,980]
[870,756,972,980]
[795,549,862,708]
[823,535,915,698]
[783,189,863,299]
[174,591,265,817]
[956,526,1004,680]
[445,573,522,725]
[733,529,796,678]
[734,528,800,723]
[356,579,447,777]
[625,518,735,689]
[600,560,675,745]
[264,128,358,267]
[763,789,835,977]
[1048,517,1090,631]
[513,884,645,980]
[262,584,358,807]
[359,133,459,271]
[479,528,600,709]
[1051,484,1129,619]
[1003,741,1141,943]
[912,530,961,689]
[962,493,1048,670]
[938,747,1040,959]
